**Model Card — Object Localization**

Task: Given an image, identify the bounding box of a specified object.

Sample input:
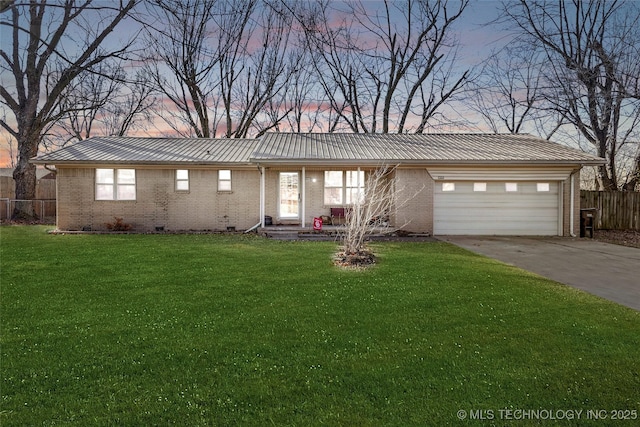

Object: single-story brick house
[32,133,604,235]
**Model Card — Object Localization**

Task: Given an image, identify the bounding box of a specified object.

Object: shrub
[105,217,132,232]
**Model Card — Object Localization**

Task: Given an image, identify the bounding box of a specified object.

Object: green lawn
[1,226,638,426]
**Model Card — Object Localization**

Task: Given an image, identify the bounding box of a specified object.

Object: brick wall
[55,164,577,235]
[303,170,326,225]
[56,167,260,231]
[394,168,433,234]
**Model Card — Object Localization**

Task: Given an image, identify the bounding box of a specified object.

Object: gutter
[248,159,607,167]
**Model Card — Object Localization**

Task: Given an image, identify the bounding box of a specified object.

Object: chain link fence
[0,198,56,224]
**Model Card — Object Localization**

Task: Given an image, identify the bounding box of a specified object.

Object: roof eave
[251,158,606,166]
[33,156,605,167]
[30,159,256,167]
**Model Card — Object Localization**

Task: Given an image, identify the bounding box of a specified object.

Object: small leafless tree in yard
[337,165,424,267]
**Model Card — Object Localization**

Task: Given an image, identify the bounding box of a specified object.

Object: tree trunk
[622,154,640,191]
[3,1,137,221]
[597,164,616,191]
[12,133,39,219]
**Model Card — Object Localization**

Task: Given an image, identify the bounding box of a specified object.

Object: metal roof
[32,136,259,165]
[32,133,605,166]
[252,133,605,165]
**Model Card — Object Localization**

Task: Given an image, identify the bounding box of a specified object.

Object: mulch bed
[593,230,640,249]
[333,250,377,269]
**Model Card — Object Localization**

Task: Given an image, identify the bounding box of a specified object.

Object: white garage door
[434,181,560,235]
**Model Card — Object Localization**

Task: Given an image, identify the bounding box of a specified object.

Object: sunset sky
[0,0,512,169]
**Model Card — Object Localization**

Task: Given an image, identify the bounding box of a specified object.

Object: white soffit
[426,167,575,181]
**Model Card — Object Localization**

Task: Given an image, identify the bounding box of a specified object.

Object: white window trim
[218,170,232,192]
[324,171,343,204]
[345,170,365,204]
[95,168,136,201]
[176,169,189,191]
[324,170,365,205]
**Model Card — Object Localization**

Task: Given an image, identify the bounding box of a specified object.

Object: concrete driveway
[439,236,640,312]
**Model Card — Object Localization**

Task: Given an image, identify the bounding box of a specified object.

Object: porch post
[301,167,306,228]
[260,166,265,227]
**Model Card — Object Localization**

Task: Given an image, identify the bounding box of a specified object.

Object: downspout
[570,171,576,237]
[301,167,305,228]
[245,222,261,233]
[260,165,265,228]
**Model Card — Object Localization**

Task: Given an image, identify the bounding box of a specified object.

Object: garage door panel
[435,225,557,235]
[434,181,559,236]
[441,210,557,220]
[437,199,558,210]
[437,200,558,209]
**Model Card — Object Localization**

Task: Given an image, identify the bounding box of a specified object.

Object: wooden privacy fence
[0,176,56,199]
[580,190,640,230]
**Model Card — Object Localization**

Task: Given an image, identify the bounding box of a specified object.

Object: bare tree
[265,48,325,133]
[100,71,155,138]
[337,165,424,267]
[215,0,300,137]
[296,0,470,134]
[468,47,563,139]
[144,0,301,138]
[47,64,155,146]
[143,0,220,137]
[503,0,640,190]
[0,0,137,218]
[340,166,395,259]
[2,134,17,169]
[51,62,123,144]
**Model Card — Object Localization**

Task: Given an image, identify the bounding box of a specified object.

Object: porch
[256,224,431,241]
[258,225,344,241]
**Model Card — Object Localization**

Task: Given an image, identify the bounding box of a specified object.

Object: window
[442,182,455,192]
[96,168,136,200]
[324,171,343,204]
[505,182,518,192]
[176,169,189,191]
[324,170,365,205]
[345,170,365,204]
[537,182,550,192]
[473,182,487,192]
[218,170,231,191]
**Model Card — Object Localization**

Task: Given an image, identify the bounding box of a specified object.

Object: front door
[279,172,299,220]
